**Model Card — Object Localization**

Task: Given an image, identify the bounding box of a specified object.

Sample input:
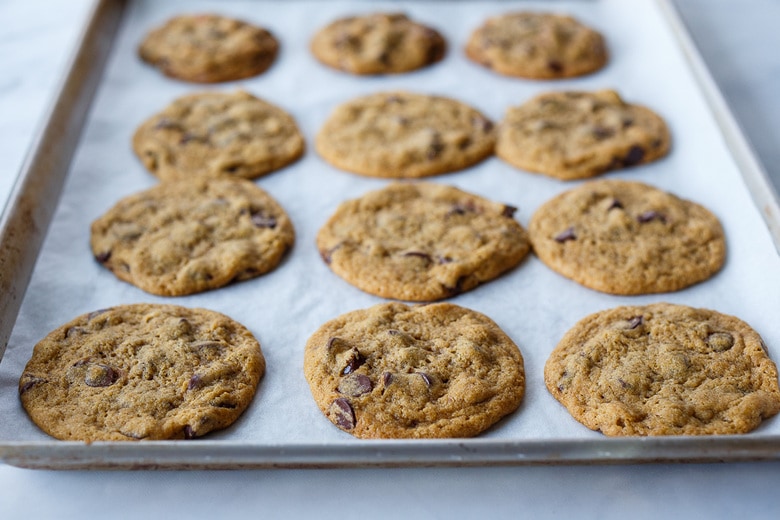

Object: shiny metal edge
[2,0,780,470]
[0,0,126,358]
[662,0,780,253]
[2,437,780,469]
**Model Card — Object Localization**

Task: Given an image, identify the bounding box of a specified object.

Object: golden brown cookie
[90,177,294,296]
[315,91,496,178]
[528,179,725,295]
[465,11,607,79]
[545,303,780,436]
[304,302,525,438]
[317,182,530,301]
[497,90,670,180]
[133,91,304,181]
[311,12,445,75]
[19,304,265,441]
[138,14,278,83]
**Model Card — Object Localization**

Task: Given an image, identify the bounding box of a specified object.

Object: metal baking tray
[1,0,780,469]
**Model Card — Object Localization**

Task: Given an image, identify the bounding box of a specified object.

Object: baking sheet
[2,0,780,466]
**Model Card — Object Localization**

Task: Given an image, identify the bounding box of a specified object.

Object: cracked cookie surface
[311,12,445,75]
[465,12,607,79]
[528,179,725,295]
[19,304,264,441]
[315,91,496,178]
[545,303,780,436]
[133,91,304,181]
[497,90,670,180]
[304,302,525,438]
[90,177,294,296]
[139,14,278,83]
[317,182,530,301]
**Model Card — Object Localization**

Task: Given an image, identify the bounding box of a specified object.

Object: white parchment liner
[1,0,779,446]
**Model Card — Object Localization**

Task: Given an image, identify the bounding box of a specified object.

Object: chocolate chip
[329,398,356,430]
[447,200,478,216]
[342,348,365,375]
[637,210,666,224]
[417,372,433,388]
[622,118,635,128]
[84,364,119,387]
[502,205,518,218]
[338,373,373,396]
[19,376,46,395]
[250,212,277,229]
[592,126,615,140]
[320,244,341,265]
[188,374,202,390]
[382,372,393,387]
[327,337,343,350]
[547,60,563,73]
[427,141,445,160]
[183,425,196,439]
[627,316,644,329]
[554,227,577,243]
[617,378,630,389]
[443,275,469,296]
[607,199,623,211]
[402,251,432,263]
[707,332,734,352]
[212,400,237,409]
[623,145,645,166]
[436,255,454,264]
[472,116,494,133]
[95,251,111,263]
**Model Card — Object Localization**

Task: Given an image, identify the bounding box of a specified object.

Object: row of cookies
[138,12,607,82]
[132,89,669,182]
[19,298,780,440]
[89,176,725,299]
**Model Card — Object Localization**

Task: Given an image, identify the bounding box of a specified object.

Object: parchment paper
[2,0,779,447]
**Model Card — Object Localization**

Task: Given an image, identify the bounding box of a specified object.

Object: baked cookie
[304,302,525,438]
[133,90,304,181]
[91,177,294,296]
[528,179,725,295]
[315,91,496,178]
[317,182,530,301]
[545,303,780,436]
[19,304,264,441]
[497,90,670,180]
[138,14,278,83]
[465,11,607,79]
[310,13,445,75]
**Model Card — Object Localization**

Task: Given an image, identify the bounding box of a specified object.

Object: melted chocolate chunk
[472,115,494,133]
[84,364,119,388]
[417,372,433,388]
[627,315,644,329]
[547,60,564,73]
[187,374,202,390]
[183,425,196,439]
[338,373,373,396]
[382,372,393,388]
[19,376,47,395]
[250,211,277,229]
[502,204,518,218]
[623,145,645,166]
[342,348,366,375]
[607,199,623,211]
[554,227,577,243]
[402,251,433,263]
[95,251,111,263]
[329,398,356,430]
[592,126,615,140]
[637,210,666,224]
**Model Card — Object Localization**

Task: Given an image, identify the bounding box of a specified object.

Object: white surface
[2,0,780,518]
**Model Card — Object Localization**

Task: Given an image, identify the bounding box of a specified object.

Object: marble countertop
[1,1,779,518]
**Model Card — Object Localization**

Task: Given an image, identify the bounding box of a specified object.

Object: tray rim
[1,0,780,469]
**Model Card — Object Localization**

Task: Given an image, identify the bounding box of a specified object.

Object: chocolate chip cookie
[317,182,530,301]
[19,304,265,441]
[304,302,525,438]
[465,12,608,79]
[545,303,780,436]
[133,90,304,181]
[139,14,278,83]
[528,179,725,295]
[497,90,670,180]
[315,91,496,178]
[311,13,445,75]
[91,177,294,296]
